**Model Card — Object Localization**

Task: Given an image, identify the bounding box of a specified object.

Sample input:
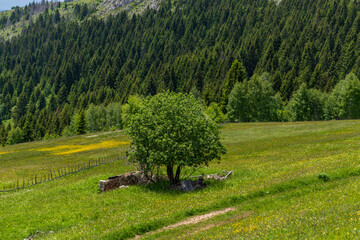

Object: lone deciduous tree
[125,92,226,186]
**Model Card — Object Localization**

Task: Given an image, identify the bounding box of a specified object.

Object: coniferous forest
[0,0,360,144]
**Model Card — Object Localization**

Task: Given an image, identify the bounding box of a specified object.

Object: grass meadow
[1,121,360,239]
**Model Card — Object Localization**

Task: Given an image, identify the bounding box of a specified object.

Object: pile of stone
[178,177,207,192]
[176,170,234,192]
[99,171,166,192]
[99,170,234,192]
[205,170,234,181]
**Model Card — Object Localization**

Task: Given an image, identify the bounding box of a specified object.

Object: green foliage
[286,84,326,121]
[43,133,59,140]
[21,116,34,142]
[0,124,7,145]
[61,125,73,137]
[6,127,22,145]
[227,73,281,122]
[74,110,87,135]
[86,103,122,133]
[221,60,247,111]
[86,104,101,132]
[0,0,360,144]
[227,81,249,122]
[318,173,330,182]
[205,102,226,123]
[126,92,226,185]
[189,86,201,102]
[121,95,144,128]
[106,102,123,130]
[324,73,360,120]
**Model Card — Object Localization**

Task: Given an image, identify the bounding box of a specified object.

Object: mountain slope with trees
[0,0,359,143]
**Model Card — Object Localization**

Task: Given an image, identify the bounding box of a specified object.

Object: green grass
[0,130,129,187]
[1,120,360,239]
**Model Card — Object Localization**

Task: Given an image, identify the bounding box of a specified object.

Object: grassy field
[0,130,130,188]
[1,120,360,239]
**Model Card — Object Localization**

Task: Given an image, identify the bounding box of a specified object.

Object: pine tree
[221,60,247,112]
[75,110,87,135]
[21,115,34,142]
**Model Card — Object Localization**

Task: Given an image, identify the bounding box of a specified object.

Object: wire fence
[0,153,126,193]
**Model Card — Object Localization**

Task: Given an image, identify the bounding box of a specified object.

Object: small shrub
[318,173,330,182]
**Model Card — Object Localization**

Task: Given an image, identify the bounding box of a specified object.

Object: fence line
[0,153,126,193]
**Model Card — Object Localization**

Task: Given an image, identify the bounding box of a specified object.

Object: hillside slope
[0,0,159,39]
[0,0,359,139]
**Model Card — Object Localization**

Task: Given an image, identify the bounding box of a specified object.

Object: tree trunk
[167,165,174,185]
[174,166,182,185]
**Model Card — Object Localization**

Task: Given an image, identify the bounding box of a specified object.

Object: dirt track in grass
[133,207,237,239]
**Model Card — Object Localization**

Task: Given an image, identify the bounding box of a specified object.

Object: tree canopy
[125,92,227,185]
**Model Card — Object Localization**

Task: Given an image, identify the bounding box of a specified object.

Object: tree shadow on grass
[139,178,228,195]
[140,180,183,195]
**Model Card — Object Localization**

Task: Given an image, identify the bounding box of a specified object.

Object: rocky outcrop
[98,0,161,16]
[205,170,234,181]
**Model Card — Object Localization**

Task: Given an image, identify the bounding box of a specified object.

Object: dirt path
[133,207,236,239]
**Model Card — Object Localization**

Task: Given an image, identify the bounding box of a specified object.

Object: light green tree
[86,104,98,132]
[106,102,123,130]
[285,83,325,121]
[121,95,144,127]
[227,73,281,122]
[324,73,360,120]
[205,102,226,123]
[125,92,226,185]
[7,127,23,145]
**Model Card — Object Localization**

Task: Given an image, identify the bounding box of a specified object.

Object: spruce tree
[75,110,87,135]
[221,60,247,112]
